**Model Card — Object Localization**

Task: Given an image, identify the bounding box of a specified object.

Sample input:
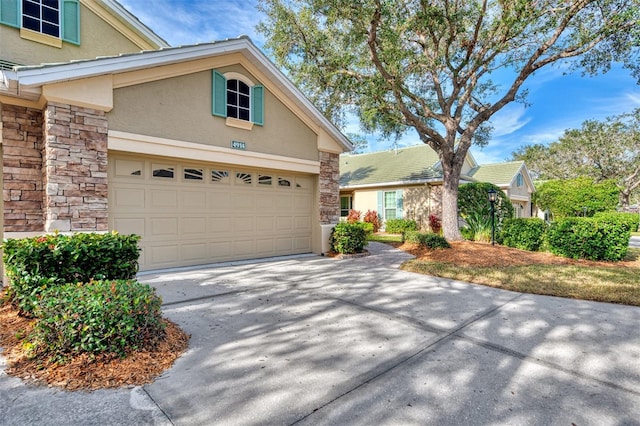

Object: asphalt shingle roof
[468,161,525,186]
[340,145,441,187]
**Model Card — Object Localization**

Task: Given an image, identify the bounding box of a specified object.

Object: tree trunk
[441,163,463,241]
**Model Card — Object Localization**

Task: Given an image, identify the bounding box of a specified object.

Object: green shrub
[502,218,547,251]
[385,218,418,234]
[330,222,368,254]
[594,212,639,232]
[29,280,164,360]
[546,217,631,261]
[403,231,450,249]
[461,211,493,242]
[356,221,375,235]
[2,232,141,314]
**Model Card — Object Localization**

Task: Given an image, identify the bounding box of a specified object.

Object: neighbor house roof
[340,145,442,188]
[468,161,526,186]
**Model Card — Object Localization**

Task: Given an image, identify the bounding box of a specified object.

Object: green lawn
[368,234,640,306]
[401,248,640,306]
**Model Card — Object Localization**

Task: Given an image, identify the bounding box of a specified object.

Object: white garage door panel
[109,155,314,271]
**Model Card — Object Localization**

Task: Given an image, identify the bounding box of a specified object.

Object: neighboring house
[339,145,535,230]
[0,0,351,271]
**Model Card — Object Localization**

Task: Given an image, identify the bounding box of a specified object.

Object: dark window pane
[227,90,235,105]
[43,7,59,24]
[239,108,250,121]
[23,16,40,31]
[42,22,59,37]
[23,1,40,18]
[227,79,237,91]
[43,0,59,8]
[238,81,250,94]
[239,94,250,108]
[227,106,237,119]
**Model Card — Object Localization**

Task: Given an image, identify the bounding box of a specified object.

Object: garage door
[109,154,314,271]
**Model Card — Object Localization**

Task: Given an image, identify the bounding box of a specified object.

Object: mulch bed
[0,295,190,391]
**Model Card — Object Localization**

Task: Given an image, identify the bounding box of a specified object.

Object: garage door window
[236,172,253,185]
[153,165,175,179]
[184,168,203,181]
[278,177,291,187]
[211,170,230,184]
[258,174,272,186]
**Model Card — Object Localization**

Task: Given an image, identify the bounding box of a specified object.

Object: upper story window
[227,79,251,121]
[0,0,80,45]
[516,173,524,187]
[23,0,60,37]
[212,70,264,129]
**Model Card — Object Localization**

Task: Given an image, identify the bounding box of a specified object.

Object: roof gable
[1,37,352,152]
[468,161,525,186]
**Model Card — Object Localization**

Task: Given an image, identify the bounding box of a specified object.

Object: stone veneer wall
[1,104,45,232]
[319,151,340,224]
[43,102,108,232]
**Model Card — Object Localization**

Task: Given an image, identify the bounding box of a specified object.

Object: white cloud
[489,105,531,138]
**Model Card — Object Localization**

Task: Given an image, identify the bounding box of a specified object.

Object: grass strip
[402,261,640,306]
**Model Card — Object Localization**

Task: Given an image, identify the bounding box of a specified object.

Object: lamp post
[488,189,498,246]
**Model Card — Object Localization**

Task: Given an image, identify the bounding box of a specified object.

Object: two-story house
[0,0,351,270]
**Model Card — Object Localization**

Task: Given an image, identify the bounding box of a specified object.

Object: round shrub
[404,231,450,249]
[385,218,418,234]
[546,217,630,261]
[502,218,547,251]
[30,280,165,359]
[330,222,368,254]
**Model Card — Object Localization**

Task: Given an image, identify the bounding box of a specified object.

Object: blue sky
[119,0,640,164]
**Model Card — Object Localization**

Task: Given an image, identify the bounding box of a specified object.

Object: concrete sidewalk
[3,242,640,425]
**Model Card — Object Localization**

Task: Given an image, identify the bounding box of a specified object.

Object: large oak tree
[257,0,640,239]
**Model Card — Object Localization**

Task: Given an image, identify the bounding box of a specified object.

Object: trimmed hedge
[331,222,368,254]
[594,212,640,232]
[403,231,450,249]
[30,280,164,359]
[546,217,631,261]
[502,218,547,252]
[3,232,141,314]
[385,218,418,234]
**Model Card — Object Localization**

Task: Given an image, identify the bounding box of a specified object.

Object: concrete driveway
[2,242,640,425]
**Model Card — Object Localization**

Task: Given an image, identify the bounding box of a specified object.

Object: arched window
[226,79,251,121]
[212,70,264,126]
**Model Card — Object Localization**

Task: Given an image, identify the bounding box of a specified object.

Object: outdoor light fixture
[488,189,498,246]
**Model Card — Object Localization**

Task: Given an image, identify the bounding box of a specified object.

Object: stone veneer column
[319,151,340,224]
[1,104,45,232]
[43,102,108,232]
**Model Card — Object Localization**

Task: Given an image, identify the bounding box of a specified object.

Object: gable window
[227,79,251,121]
[0,0,80,45]
[212,70,264,128]
[516,173,524,187]
[22,0,59,37]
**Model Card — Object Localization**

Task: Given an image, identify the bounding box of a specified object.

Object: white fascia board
[96,0,170,48]
[340,178,442,190]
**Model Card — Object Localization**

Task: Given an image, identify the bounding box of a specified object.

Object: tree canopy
[257,0,640,239]
[512,108,640,208]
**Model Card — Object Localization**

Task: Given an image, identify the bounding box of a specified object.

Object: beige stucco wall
[0,5,142,66]
[404,186,432,229]
[351,189,379,216]
[107,66,319,162]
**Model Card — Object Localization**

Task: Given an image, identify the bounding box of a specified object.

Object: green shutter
[396,190,404,219]
[0,0,20,28]
[251,85,264,126]
[62,0,80,45]
[377,191,383,219]
[212,70,227,117]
